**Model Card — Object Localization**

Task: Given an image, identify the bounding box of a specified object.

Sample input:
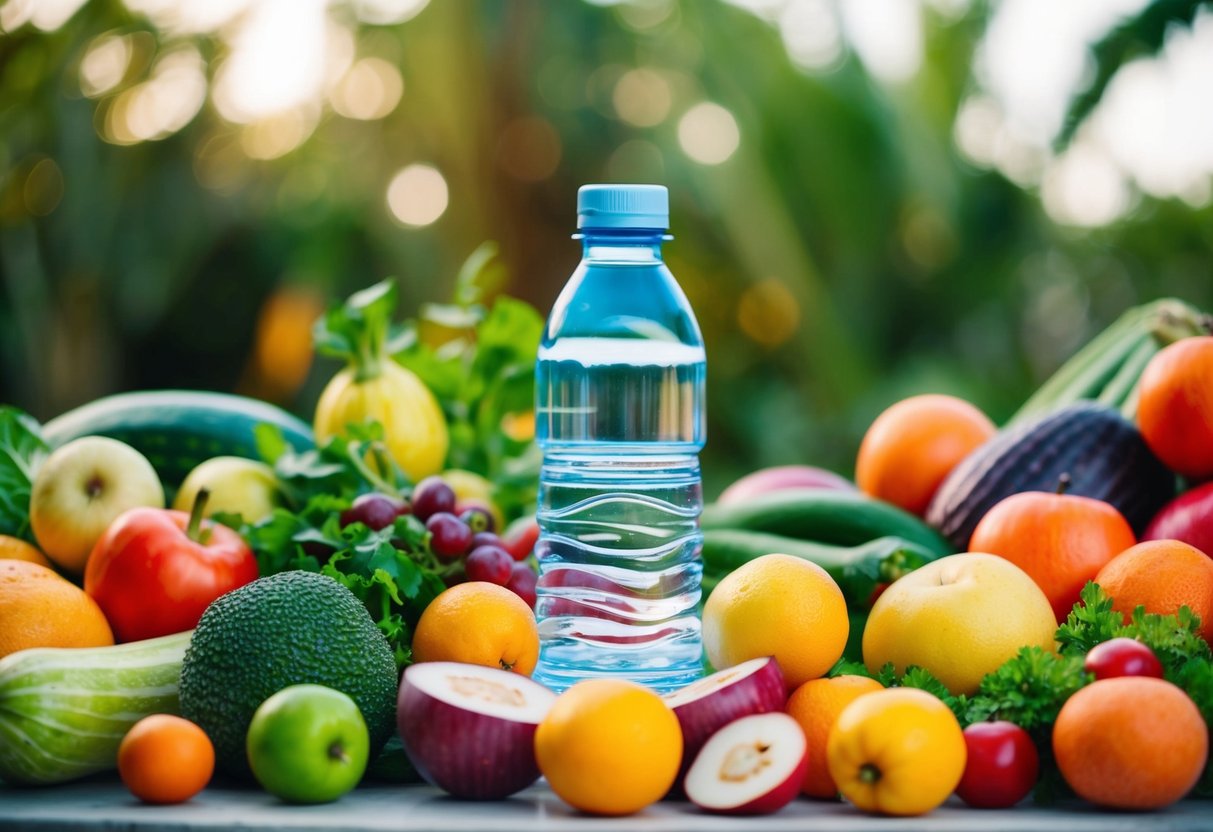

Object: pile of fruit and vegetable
[2,277,1212,823]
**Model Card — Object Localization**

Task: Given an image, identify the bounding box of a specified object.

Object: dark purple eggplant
[926,402,1176,550]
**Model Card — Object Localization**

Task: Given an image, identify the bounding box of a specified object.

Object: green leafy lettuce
[237,423,451,668]
[0,407,48,542]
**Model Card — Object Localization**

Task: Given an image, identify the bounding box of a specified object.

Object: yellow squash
[312,279,449,481]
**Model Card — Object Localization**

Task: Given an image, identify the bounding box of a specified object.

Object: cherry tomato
[502,516,540,562]
[954,721,1039,809]
[1084,637,1164,680]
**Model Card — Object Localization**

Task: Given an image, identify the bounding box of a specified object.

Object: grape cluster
[342,476,538,608]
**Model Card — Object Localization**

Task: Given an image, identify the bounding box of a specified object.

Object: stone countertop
[2,779,1212,832]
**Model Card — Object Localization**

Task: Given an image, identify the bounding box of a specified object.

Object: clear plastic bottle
[533,184,706,694]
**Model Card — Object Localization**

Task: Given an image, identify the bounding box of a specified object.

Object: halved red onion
[397,661,555,799]
[685,712,808,815]
[665,656,786,778]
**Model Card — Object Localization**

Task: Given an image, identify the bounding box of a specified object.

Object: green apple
[173,456,280,524]
[247,684,369,804]
[30,436,164,573]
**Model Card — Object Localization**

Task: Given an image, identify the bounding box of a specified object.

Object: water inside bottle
[534,337,706,692]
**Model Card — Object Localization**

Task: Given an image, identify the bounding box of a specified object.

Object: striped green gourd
[0,631,190,785]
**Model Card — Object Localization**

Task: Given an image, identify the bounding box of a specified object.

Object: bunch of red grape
[339,476,538,607]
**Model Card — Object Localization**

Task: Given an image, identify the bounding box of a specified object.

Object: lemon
[702,553,849,689]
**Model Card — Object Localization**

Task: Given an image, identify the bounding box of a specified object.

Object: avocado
[179,571,398,779]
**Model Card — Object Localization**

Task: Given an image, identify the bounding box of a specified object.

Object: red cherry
[1084,637,1165,680]
[955,721,1039,809]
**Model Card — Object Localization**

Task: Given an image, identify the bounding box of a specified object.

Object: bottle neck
[577,229,668,263]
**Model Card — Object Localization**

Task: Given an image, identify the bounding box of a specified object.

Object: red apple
[1143,481,1213,557]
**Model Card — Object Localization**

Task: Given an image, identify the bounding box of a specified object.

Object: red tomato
[1084,638,1164,681]
[85,499,258,642]
[502,516,540,562]
[955,721,1040,809]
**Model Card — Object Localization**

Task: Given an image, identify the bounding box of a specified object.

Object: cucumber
[0,631,190,785]
[700,489,952,557]
[701,530,944,608]
[41,390,314,489]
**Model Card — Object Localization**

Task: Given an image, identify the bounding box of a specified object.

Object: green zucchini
[41,390,314,489]
[0,631,190,785]
[700,489,952,557]
[701,530,944,608]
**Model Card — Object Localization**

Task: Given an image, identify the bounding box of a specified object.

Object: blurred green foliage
[1,0,1210,497]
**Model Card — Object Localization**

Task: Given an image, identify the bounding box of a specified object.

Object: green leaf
[1056,582,1211,678]
[253,423,290,465]
[453,241,508,305]
[312,278,403,379]
[1055,581,1122,656]
[964,647,1090,735]
[0,407,49,542]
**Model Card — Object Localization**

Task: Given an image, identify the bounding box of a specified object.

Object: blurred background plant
[1,0,1211,496]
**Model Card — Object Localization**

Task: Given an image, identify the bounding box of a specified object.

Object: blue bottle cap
[577,184,669,230]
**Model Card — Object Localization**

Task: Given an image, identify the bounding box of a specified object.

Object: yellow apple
[173,456,281,524]
[862,553,1057,695]
[30,436,164,573]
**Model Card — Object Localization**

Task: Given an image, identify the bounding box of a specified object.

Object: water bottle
[533,184,706,694]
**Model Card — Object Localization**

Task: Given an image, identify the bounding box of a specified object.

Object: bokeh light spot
[779,0,843,70]
[212,0,329,124]
[1041,141,1132,227]
[240,108,319,160]
[678,102,740,165]
[612,68,671,127]
[737,279,800,348]
[387,164,448,227]
[102,47,206,144]
[248,286,325,400]
[497,117,562,182]
[122,0,252,35]
[331,57,403,121]
[80,32,132,98]
[352,0,429,25]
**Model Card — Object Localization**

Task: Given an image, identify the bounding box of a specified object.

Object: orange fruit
[785,675,885,799]
[702,553,849,689]
[1053,676,1207,809]
[1137,336,1213,480]
[0,535,52,568]
[411,581,539,675]
[0,560,113,659]
[534,679,682,815]
[827,687,967,816]
[1094,539,1213,642]
[118,714,214,804]
[969,490,1136,621]
[856,394,996,517]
